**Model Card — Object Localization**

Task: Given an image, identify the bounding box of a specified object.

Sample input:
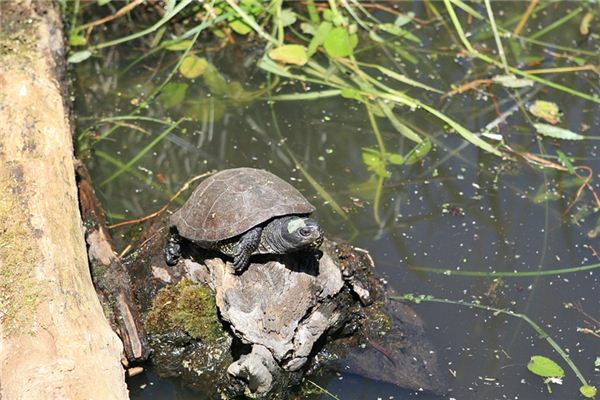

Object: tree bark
[0,1,128,399]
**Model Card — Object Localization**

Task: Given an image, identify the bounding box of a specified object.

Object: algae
[0,166,43,337]
[145,278,222,342]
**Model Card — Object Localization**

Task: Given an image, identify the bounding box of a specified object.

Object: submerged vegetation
[68,1,598,399]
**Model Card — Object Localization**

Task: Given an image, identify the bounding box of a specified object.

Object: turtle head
[280,216,323,252]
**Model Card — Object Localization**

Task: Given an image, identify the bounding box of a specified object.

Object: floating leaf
[159,82,188,109]
[280,9,296,27]
[527,356,565,378]
[580,385,597,399]
[307,21,332,57]
[394,13,414,27]
[379,23,420,43]
[529,100,561,124]
[323,27,356,58]
[165,40,194,50]
[405,140,432,165]
[534,124,584,140]
[67,50,92,63]
[300,22,316,35]
[179,56,208,79]
[229,19,252,35]
[492,74,534,88]
[268,45,308,66]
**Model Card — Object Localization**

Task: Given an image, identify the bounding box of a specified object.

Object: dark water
[75,2,599,399]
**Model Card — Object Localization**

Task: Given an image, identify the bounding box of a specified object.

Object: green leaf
[369,30,385,43]
[159,82,188,109]
[307,21,332,57]
[527,356,565,378]
[378,102,422,143]
[322,9,333,21]
[229,19,252,35]
[340,88,364,101]
[580,385,597,398]
[67,50,92,63]
[300,22,316,35]
[165,40,194,50]
[405,140,432,165]
[323,27,356,58]
[361,148,389,178]
[556,150,575,174]
[595,357,600,367]
[534,123,584,140]
[492,74,534,88]
[387,153,404,165]
[379,23,420,43]
[280,9,296,27]
[179,56,208,79]
[529,100,561,123]
[373,65,443,93]
[394,13,414,27]
[69,33,87,46]
[268,45,308,66]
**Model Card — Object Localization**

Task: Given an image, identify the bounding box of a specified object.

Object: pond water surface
[75,2,599,399]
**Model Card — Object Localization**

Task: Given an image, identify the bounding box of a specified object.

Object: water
[75,2,599,399]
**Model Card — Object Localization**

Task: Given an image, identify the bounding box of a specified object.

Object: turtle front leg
[165,232,182,266]
[232,226,262,272]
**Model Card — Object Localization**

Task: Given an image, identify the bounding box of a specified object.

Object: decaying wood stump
[76,162,150,363]
[124,219,447,398]
[0,1,127,399]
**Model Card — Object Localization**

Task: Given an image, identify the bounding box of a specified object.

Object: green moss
[0,166,43,337]
[145,279,222,342]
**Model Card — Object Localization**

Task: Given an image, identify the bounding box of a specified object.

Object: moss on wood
[0,166,43,337]
[145,279,222,342]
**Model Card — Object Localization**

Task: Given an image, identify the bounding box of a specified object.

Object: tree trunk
[0,1,128,399]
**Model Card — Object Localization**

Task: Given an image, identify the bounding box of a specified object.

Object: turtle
[165,168,323,272]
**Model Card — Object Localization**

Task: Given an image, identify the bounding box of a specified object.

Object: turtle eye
[299,227,312,237]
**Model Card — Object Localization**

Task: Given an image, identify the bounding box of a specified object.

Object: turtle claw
[232,254,249,273]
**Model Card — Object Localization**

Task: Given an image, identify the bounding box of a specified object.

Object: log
[0,1,128,399]
[76,162,150,363]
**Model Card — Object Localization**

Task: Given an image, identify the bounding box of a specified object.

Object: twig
[80,0,145,32]
[513,0,539,36]
[108,170,215,229]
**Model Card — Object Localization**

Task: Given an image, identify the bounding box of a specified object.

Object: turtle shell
[170,168,316,242]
